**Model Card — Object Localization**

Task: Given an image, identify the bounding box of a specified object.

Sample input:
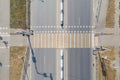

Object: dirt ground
[98,46,116,80]
[10,46,27,80]
[105,0,115,28]
[10,0,26,29]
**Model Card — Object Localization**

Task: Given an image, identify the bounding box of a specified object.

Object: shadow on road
[28,36,53,80]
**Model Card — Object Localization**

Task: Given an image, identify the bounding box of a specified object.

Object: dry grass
[10,0,26,29]
[105,0,115,28]
[119,2,120,9]
[98,63,116,80]
[101,46,115,60]
[119,15,120,28]
[10,46,27,80]
[119,47,120,65]
[98,46,116,80]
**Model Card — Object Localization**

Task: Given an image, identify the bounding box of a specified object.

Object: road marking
[74,32,76,48]
[48,33,50,48]
[52,33,53,48]
[88,32,91,48]
[38,34,40,48]
[32,30,92,48]
[46,32,48,48]
[70,33,72,48]
[66,33,68,48]
[0,47,9,48]
[56,33,58,48]
[41,33,42,48]
[84,33,86,48]
[77,32,80,48]
[45,32,46,48]
[80,33,83,48]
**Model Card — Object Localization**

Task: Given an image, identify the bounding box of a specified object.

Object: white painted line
[48,33,50,48]
[52,33,53,48]
[0,46,9,48]
[84,33,86,48]
[80,33,82,48]
[67,33,68,48]
[45,32,46,48]
[74,32,76,48]
[63,32,64,48]
[78,31,80,48]
[70,33,72,48]
[41,33,42,48]
[34,34,35,48]
[74,26,76,28]
[38,34,40,48]
[2,65,10,67]
[0,34,10,36]
[56,33,57,48]
[88,32,90,48]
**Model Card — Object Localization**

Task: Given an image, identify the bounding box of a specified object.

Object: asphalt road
[31,48,57,80]
[66,48,92,80]
[65,0,92,27]
[31,0,57,26]
[64,0,93,80]
[30,0,58,80]
[30,0,93,80]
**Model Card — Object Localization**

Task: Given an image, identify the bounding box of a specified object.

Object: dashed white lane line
[78,31,80,48]
[70,33,72,48]
[56,33,58,48]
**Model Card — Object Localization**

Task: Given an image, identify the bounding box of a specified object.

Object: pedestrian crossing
[32,31,94,48]
[31,25,93,29]
[0,27,9,48]
[0,27,9,36]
